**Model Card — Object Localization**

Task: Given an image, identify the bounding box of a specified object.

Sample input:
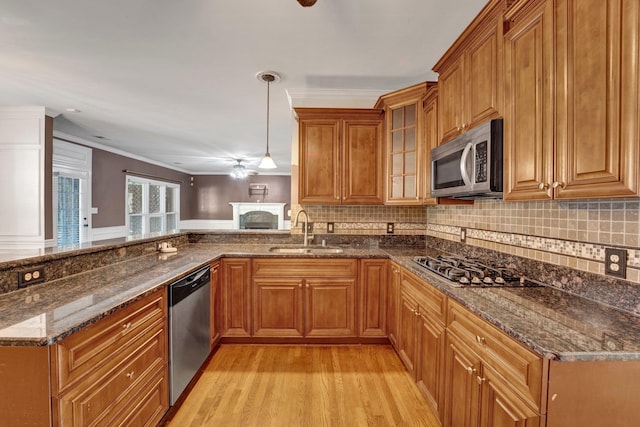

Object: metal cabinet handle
[122,322,132,330]
[475,335,485,345]
[538,182,549,190]
[552,181,566,189]
[476,376,486,385]
[466,367,476,375]
[126,371,135,379]
[298,282,302,288]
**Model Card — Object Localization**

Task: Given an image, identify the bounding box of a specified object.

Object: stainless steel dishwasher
[169,264,211,405]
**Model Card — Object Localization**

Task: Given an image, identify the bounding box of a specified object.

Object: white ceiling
[1,0,487,175]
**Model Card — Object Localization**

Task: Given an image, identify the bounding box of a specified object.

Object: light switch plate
[327,222,334,233]
[387,223,394,234]
[460,227,467,243]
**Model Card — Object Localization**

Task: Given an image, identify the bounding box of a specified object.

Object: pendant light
[257,71,279,169]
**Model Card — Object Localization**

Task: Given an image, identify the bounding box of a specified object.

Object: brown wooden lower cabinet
[0,288,169,427]
[251,258,359,339]
[359,259,388,337]
[387,262,402,349]
[393,264,640,427]
[209,261,222,348]
[220,258,252,338]
[396,267,447,424]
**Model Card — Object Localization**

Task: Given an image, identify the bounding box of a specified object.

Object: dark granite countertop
[1,243,640,362]
[390,254,640,362]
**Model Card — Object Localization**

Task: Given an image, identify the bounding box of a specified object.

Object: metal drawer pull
[126,371,135,379]
[475,335,485,345]
[122,322,132,330]
[476,376,486,385]
[466,367,476,375]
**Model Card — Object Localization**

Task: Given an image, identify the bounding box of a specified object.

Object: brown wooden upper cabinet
[295,108,384,205]
[432,0,507,144]
[375,82,438,205]
[504,0,639,200]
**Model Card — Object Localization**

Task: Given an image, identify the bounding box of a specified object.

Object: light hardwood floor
[166,344,440,427]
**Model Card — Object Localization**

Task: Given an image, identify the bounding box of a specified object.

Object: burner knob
[459,277,470,284]
[494,277,505,285]
[471,276,482,285]
[483,277,493,284]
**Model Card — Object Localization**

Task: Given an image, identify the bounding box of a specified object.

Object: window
[126,176,180,236]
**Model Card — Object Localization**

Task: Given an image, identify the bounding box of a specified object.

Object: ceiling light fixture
[297,0,317,6]
[230,159,248,179]
[257,71,280,169]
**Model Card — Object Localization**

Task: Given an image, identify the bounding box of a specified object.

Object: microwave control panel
[475,140,488,183]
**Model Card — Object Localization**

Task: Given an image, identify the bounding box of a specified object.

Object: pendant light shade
[257,71,279,169]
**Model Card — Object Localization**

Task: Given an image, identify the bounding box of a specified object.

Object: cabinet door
[359,259,388,337]
[443,331,482,427]
[479,366,541,427]
[416,313,445,424]
[305,278,356,337]
[397,290,419,375]
[439,56,466,143]
[387,103,420,204]
[299,119,341,204]
[342,119,384,204]
[422,89,439,205]
[252,278,304,337]
[554,0,639,199]
[467,16,503,129]
[504,0,555,201]
[210,262,221,348]
[221,258,251,337]
[387,263,401,349]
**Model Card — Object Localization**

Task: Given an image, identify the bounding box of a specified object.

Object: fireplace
[229,203,287,230]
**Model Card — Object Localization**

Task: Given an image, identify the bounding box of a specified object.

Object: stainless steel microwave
[430,118,503,199]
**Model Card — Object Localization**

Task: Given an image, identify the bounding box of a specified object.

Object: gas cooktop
[412,255,542,288]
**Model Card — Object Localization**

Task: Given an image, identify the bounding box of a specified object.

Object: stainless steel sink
[268,246,344,254]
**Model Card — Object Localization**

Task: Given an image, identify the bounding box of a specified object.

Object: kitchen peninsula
[1,231,639,426]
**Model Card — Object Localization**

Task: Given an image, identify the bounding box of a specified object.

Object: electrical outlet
[306,222,314,233]
[18,266,46,288]
[387,223,394,234]
[604,247,627,279]
[327,222,334,233]
[460,227,467,243]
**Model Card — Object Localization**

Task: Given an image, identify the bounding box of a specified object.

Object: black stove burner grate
[412,255,541,287]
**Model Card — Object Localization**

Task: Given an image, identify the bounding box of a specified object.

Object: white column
[0,107,46,248]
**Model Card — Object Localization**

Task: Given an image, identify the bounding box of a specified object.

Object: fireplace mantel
[229,202,287,230]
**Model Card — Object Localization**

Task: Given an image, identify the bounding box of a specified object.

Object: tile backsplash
[297,198,640,286]
[428,199,640,285]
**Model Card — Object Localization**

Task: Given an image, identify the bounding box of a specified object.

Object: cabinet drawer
[52,288,166,394]
[105,365,168,427]
[447,299,543,410]
[252,258,357,277]
[55,323,167,426]
[400,269,447,324]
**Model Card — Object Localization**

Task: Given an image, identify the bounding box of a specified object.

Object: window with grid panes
[126,176,180,236]
[389,104,417,200]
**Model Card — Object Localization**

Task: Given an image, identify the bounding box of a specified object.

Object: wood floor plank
[166,344,440,427]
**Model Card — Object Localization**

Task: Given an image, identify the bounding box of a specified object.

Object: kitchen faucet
[293,209,312,246]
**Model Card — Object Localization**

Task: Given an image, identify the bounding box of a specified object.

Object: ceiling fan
[230,159,258,179]
[297,0,317,7]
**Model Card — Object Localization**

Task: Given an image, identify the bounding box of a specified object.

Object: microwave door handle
[460,143,473,187]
